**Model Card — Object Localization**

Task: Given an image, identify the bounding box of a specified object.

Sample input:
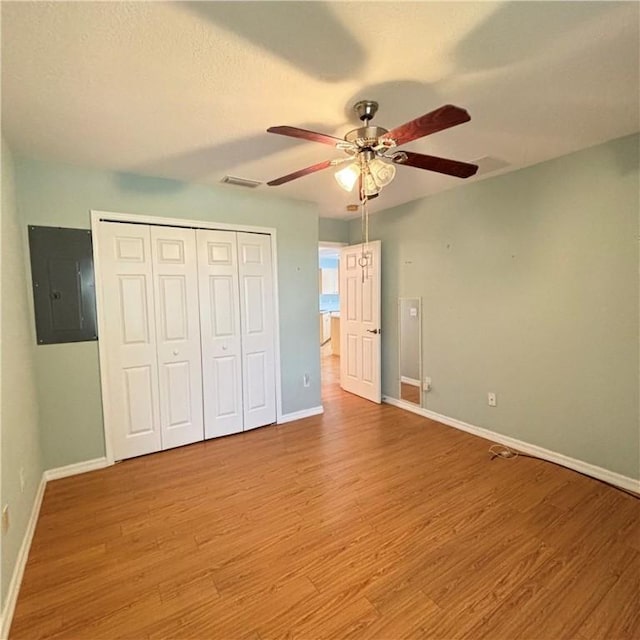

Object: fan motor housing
[345,125,389,148]
[353,100,379,122]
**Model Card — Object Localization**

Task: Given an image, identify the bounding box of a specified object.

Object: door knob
[172,349,179,355]
[222,345,228,351]
[366,328,380,335]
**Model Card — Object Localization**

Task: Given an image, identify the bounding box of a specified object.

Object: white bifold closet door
[197,230,244,438]
[98,221,276,461]
[150,226,204,450]
[97,222,204,461]
[98,222,163,460]
[197,230,276,436]
[237,232,276,430]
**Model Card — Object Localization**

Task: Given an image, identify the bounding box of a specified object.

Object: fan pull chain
[358,169,370,284]
[365,197,369,249]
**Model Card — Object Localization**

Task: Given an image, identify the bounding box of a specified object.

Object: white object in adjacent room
[339,241,382,403]
[320,312,331,344]
[320,267,339,294]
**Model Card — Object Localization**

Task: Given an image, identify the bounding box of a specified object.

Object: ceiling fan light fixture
[363,172,380,198]
[336,156,393,197]
[335,163,360,192]
[368,157,396,187]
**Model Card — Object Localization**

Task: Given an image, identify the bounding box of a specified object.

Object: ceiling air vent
[221,175,262,188]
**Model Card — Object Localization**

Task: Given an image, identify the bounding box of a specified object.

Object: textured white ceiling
[2,1,639,219]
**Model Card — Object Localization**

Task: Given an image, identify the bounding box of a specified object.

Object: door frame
[91,210,283,465]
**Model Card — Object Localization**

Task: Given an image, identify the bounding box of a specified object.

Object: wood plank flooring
[10,355,640,639]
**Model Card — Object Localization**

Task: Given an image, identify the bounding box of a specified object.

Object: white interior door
[340,241,382,403]
[237,232,276,430]
[96,222,162,460]
[197,229,244,438]
[151,226,204,449]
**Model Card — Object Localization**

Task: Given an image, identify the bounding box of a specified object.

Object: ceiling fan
[266,100,478,199]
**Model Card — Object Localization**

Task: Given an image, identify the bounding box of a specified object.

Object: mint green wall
[319,217,350,243]
[14,156,322,470]
[350,134,639,479]
[1,139,43,609]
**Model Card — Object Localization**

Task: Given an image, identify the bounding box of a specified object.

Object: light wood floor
[11,356,639,639]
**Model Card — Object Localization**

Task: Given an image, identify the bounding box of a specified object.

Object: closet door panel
[237,233,276,430]
[245,351,267,411]
[96,222,162,460]
[151,227,204,450]
[197,230,244,438]
[122,365,156,434]
[213,355,240,416]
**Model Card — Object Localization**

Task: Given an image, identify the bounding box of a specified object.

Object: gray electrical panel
[28,226,97,345]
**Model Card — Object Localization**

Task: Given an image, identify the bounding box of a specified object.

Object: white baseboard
[382,396,640,493]
[400,376,420,387]
[44,457,109,482]
[278,406,324,424]
[1,475,46,640]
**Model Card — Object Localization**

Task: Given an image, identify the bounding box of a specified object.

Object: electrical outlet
[303,373,310,388]
[488,392,497,407]
[20,467,25,493]
[2,505,9,534]
[423,377,432,392]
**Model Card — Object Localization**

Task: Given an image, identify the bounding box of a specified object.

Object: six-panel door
[340,241,382,403]
[97,222,163,460]
[196,229,244,438]
[151,226,204,449]
[237,232,276,430]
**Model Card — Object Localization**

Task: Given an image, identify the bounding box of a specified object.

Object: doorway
[318,242,345,389]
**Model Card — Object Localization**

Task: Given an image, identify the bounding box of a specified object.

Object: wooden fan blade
[267,126,343,146]
[267,159,334,186]
[383,105,471,147]
[393,151,478,178]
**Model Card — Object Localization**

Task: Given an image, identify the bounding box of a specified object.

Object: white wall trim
[382,395,640,494]
[270,228,284,425]
[91,213,115,465]
[1,475,46,640]
[278,405,324,424]
[44,457,110,482]
[400,376,420,387]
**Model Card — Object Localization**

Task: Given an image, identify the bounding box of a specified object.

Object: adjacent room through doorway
[318,242,344,388]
